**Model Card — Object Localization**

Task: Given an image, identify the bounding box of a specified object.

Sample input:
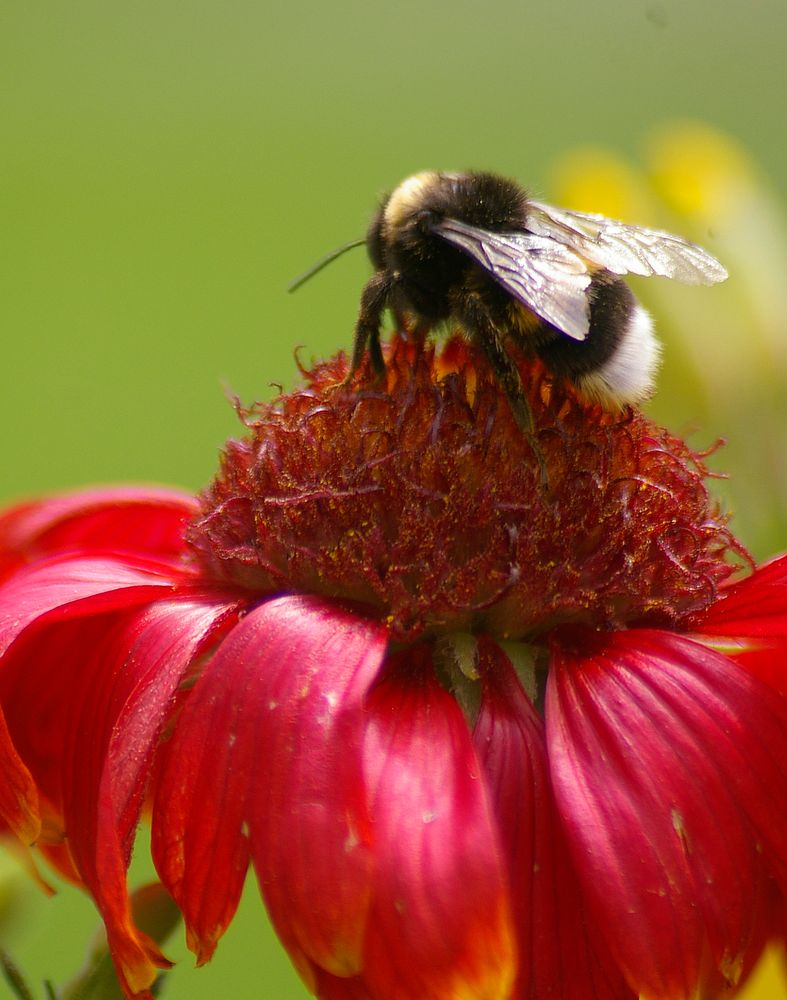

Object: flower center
[186,336,746,643]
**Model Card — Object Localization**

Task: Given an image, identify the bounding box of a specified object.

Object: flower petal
[0,553,192,657]
[699,554,787,638]
[0,487,198,578]
[695,553,787,694]
[153,595,387,983]
[361,645,516,1000]
[548,628,786,999]
[0,707,40,844]
[313,968,374,1000]
[473,638,635,1000]
[0,589,241,997]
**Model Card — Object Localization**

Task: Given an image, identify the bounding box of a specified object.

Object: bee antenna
[287,238,367,292]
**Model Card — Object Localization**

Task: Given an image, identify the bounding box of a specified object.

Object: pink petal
[0,487,197,577]
[153,595,387,980]
[0,553,193,657]
[473,638,635,1000]
[361,645,516,1000]
[548,628,786,999]
[0,588,241,996]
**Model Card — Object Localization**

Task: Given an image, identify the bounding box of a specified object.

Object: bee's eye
[414,209,438,234]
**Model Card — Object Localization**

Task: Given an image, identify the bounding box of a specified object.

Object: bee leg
[347,271,393,383]
[482,332,549,489]
[455,295,549,488]
[392,305,410,335]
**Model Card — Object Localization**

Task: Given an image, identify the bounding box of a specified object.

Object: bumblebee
[291,170,727,434]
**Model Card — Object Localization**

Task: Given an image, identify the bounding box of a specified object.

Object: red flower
[1,338,787,1000]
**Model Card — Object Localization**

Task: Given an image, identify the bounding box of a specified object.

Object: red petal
[0,487,197,578]
[0,707,40,843]
[314,968,374,1000]
[0,553,192,657]
[361,646,516,1000]
[473,638,635,1000]
[153,595,387,981]
[695,554,787,694]
[699,555,787,639]
[548,628,786,999]
[0,588,241,997]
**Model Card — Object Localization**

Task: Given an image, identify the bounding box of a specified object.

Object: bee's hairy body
[352,171,665,424]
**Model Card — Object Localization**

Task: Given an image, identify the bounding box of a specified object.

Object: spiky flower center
[187,336,745,643]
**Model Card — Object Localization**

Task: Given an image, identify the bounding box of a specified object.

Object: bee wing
[434,218,593,341]
[527,201,728,285]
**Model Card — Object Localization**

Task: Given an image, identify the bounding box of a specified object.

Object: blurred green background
[1,1,786,997]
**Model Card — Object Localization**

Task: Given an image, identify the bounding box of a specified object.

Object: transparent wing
[435,218,593,341]
[526,200,728,285]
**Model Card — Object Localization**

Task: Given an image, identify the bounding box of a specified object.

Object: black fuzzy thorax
[414,172,529,231]
[368,172,529,322]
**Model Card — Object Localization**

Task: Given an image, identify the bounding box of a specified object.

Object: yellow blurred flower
[551,122,787,561]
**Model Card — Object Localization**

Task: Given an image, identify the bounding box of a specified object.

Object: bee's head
[382,172,444,231]
[371,172,460,268]
[376,171,528,263]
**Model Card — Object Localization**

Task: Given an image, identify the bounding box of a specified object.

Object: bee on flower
[1,330,787,1000]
